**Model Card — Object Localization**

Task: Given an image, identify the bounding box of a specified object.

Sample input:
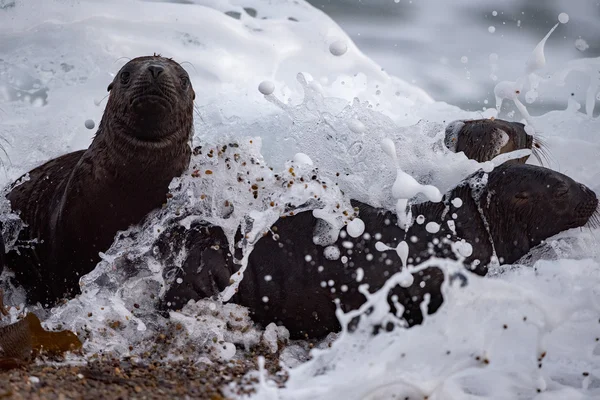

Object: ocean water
[0,1,600,399]
[309,0,600,114]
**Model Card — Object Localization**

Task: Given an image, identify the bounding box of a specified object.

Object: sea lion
[445,118,548,164]
[5,55,195,305]
[162,164,598,338]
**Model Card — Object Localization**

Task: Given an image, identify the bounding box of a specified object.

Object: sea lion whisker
[534,145,553,167]
[589,210,600,229]
[179,61,197,74]
[193,104,202,118]
[583,207,600,229]
[113,56,132,65]
[533,134,548,144]
[0,143,12,168]
[585,216,594,229]
[96,93,110,106]
[532,146,552,167]
[531,149,544,166]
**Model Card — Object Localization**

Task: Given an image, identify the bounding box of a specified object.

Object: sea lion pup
[5,55,195,305]
[445,118,548,164]
[162,164,598,338]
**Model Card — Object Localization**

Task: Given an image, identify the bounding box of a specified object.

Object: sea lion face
[445,119,535,164]
[106,55,195,140]
[481,164,598,262]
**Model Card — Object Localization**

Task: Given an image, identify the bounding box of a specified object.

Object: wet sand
[0,350,286,400]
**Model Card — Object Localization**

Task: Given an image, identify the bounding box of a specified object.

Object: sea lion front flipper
[161,223,233,311]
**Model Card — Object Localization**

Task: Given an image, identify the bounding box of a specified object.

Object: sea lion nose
[148,64,164,80]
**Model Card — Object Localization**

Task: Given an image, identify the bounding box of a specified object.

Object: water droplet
[347,118,365,133]
[348,141,364,157]
[426,222,440,233]
[575,38,589,52]
[329,40,348,56]
[558,12,569,24]
[258,80,275,95]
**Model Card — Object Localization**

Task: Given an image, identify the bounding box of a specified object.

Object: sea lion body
[6,56,195,305]
[163,164,598,338]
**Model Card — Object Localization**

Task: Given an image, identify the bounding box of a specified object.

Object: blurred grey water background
[308,0,600,114]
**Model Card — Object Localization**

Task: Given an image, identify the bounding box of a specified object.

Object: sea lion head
[105,55,195,141]
[476,163,598,263]
[445,118,540,164]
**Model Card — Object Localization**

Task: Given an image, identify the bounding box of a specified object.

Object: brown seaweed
[0,289,8,317]
[0,293,82,370]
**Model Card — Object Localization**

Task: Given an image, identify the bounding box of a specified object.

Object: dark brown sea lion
[162,164,598,338]
[5,55,195,306]
[445,118,548,164]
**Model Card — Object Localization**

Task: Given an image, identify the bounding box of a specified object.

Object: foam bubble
[324,245,341,261]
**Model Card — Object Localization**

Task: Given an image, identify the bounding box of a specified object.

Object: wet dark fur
[5,56,195,305]
[446,118,534,164]
[162,164,598,338]
[0,229,5,278]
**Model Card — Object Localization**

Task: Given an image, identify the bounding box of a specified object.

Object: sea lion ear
[192,90,195,100]
[107,82,114,92]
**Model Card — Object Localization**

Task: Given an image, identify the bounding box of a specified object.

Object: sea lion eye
[554,184,569,198]
[180,76,189,88]
[120,71,131,84]
[515,192,529,201]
